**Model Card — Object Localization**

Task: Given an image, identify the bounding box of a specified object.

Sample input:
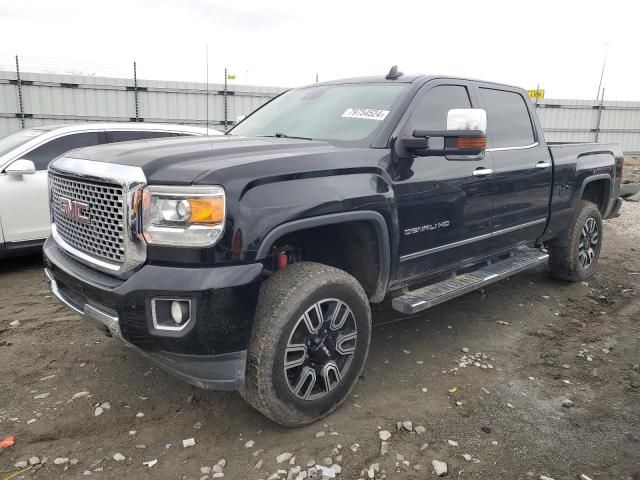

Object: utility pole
[595,88,605,143]
[15,55,25,129]
[596,43,608,101]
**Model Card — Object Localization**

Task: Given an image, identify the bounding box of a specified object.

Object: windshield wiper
[260,132,313,141]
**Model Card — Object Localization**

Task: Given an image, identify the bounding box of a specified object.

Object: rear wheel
[241,262,371,426]
[549,200,603,282]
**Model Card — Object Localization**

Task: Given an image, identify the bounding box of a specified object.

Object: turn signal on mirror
[456,136,487,150]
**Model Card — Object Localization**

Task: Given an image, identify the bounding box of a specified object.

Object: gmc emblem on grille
[58,197,90,224]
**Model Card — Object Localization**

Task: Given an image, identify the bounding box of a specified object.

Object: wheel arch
[547,173,612,248]
[255,211,390,303]
[578,174,612,215]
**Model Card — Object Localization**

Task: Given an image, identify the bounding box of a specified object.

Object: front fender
[237,172,395,252]
[236,172,395,302]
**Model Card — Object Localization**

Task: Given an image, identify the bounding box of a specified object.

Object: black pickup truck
[43,68,623,426]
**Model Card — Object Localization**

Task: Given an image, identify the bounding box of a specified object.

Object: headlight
[142,185,225,247]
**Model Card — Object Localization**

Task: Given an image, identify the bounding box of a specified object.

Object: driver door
[0,131,104,243]
[393,81,494,282]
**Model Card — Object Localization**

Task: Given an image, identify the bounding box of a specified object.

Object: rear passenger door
[478,87,552,251]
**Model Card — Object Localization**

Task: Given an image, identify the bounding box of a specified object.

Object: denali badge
[59,197,90,224]
[404,220,451,236]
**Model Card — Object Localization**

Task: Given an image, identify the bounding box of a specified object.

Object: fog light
[151,298,192,331]
[171,300,188,324]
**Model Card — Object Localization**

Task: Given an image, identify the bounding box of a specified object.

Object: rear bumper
[43,237,262,391]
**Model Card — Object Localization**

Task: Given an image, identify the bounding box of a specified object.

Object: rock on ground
[432,459,448,476]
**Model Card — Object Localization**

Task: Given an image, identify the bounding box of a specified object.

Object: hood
[66,135,346,184]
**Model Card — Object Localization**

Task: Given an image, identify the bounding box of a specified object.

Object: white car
[0,123,220,259]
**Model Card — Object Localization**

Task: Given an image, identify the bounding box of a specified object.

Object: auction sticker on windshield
[342,108,390,121]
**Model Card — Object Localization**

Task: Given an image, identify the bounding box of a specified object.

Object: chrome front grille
[49,157,147,278]
[50,174,126,264]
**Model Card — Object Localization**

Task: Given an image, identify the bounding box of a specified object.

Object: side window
[23,132,102,170]
[107,131,175,143]
[409,85,472,131]
[479,88,535,148]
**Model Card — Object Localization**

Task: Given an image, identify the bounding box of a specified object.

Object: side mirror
[5,159,36,176]
[399,108,487,159]
[446,108,487,133]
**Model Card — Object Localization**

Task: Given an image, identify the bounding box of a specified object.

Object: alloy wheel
[578,217,599,269]
[284,298,358,401]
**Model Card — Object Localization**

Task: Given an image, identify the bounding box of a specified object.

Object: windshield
[0,128,47,158]
[229,83,407,146]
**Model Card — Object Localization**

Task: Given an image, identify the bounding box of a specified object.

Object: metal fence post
[133,61,140,122]
[224,67,228,130]
[205,44,209,133]
[15,55,25,129]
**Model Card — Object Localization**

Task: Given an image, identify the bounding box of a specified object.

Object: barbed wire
[0,54,132,78]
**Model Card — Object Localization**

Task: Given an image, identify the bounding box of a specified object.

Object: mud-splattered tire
[241,262,371,427]
[549,200,603,282]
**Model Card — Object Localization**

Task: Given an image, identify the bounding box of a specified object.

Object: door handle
[536,161,552,169]
[472,167,493,177]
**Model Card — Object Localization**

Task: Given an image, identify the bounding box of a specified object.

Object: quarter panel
[543,145,617,244]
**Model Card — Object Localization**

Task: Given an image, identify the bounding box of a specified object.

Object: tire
[549,200,603,282]
[241,261,371,427]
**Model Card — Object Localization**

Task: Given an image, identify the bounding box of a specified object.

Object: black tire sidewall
[270,281,371,418]
[570,203,603,280]
[243,262,372,426]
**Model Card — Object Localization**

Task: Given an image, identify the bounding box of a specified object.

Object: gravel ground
[624,155,640,184]
[1,203,639,480]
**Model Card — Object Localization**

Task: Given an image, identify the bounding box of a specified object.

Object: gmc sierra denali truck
[43,68,623,426]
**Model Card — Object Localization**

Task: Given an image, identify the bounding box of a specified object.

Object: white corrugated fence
[0,70,284,137]
[535,98,640,153]
[1,70,639,153]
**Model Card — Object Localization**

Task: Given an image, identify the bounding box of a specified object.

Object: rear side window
[409,85,472,131]
[23,132,102,170]
[479,88,535,148]
[106,131,176,143]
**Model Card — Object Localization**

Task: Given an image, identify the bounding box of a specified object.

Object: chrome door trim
[486,142,539,153]
[400,218,547,262]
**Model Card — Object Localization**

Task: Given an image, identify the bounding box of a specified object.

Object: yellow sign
[227,74,236,80]
[527,89,545,100]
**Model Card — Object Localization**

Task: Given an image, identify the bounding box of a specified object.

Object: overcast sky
[0,0,638,100]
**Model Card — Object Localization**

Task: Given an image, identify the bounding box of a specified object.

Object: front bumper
[43,237,262,390]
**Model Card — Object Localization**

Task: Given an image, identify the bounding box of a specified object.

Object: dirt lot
[1,205,639,480]
[624,155,640,184]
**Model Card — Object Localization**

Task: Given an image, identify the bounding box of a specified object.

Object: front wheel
[241,262,371,426]
[548,200,603,282]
